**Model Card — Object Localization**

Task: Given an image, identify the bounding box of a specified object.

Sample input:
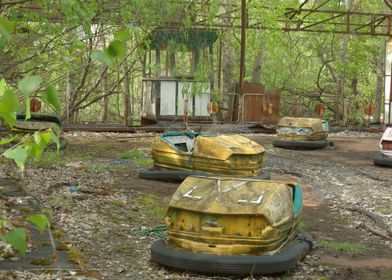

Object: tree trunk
[251,37,263,83]
[374,53,384,124]
[101,77,109,122]
[335,42,348,123]
[344,77,358,125]
[221,0,235,121]
[65,72,76,121]
[334,0,352,123]
[101,36,109,122]
[123,62,130,125]
[101,70,109,122]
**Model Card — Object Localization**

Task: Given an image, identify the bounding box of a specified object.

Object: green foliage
[133,157,153,168]
[318,238,367,253]
[3,147,28,172]
[0,135,17,145]
[0,81,19,127]
[0,17,13,42]
[18,75,43,95]
[91,50,113,68]
[137,194,166,223]
[120,149,152,167]
[49,130,60,151]
[30,150,65,168]
[210,89,222,102]
[42,86,61,112]
[26,214,50,234]
[0,5,63,260]
[120,149,145,159]
[91,27,130,68]
[107,40,127,59]
[2,228,27,254]
[114,30,131,42]
[17,75,42,120]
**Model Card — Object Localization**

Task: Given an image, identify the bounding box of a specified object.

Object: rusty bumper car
[151,176,312,275]
[11,113,68,150]
[373,127,392,167]
[138,132,269,181]
[273,117,331,149]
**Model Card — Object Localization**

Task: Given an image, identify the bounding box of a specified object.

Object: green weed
[379,206,392,215]
[318,238,367,253]
[115,242,135,253]
[105,199,125,207]
[133,157,153,167]
[85,164,107,173]
[30,150,67,167]
[120,149,146,159]
[137,194,166,223]
[298,220,306,230]
[119,149,153,167]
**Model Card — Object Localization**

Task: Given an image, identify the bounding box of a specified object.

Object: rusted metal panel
[242,88,282,124]
[243,82,265,93]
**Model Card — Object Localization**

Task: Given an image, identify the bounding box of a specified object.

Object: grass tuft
[318,238,367,253]
[120,149,146,160]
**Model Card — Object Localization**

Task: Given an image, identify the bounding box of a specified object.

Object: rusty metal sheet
[242,88,282,124]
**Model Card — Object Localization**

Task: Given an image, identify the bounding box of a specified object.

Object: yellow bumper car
[11,113,67,149]
[138,131,269,181]
[373,126,392,167]
[273,117,331,149]
[151,176,312,275]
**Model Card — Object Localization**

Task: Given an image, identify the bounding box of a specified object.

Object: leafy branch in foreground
[0,78,60,258]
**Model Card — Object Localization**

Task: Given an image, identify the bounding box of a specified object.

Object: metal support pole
[238,0,247,122]
[239,0,246,93]
[385,38,392,125]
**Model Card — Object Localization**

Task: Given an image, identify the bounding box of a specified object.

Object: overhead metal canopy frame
[11,0,392,124]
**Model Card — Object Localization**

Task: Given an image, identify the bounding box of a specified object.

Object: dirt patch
[321,256,392,268]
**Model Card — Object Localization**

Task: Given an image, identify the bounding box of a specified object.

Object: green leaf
[0,79,6,94]
[0,88,19,127]
[3,228,27,254]
[3,147,28,171]
[18,75,43,95]
[18,75,42,120]
[42,86,61,112]
[26,214,50,234]
[25,98,31,120]
[0,135,16,145]
[0,17,13,42]
[107,40,126,58]
[90,50,113,68]
[114,30,131,42]
[49,130,60,151]
[23,142,43,160]
[34,131,52,148]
